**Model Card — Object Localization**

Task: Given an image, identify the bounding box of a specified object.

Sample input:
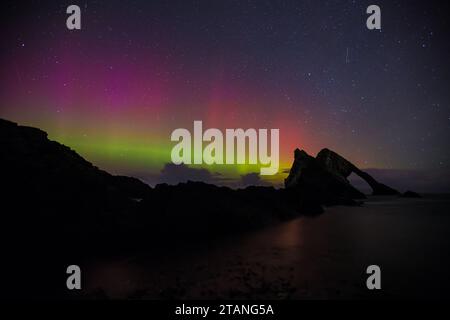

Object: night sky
[1,0,449,191]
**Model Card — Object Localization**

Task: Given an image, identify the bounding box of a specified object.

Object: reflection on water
[272,217,304,248]
[84,196,450,299]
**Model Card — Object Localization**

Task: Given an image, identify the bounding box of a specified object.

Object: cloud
[134,164,278,188]
[349,168,450,194]
[239,172,270,187]
[132,164,450,194]
[157,163,224,185]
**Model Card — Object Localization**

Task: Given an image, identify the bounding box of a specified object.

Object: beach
[83,195,450,299]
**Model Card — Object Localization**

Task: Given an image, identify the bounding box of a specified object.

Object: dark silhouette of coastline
[0,118,408,298]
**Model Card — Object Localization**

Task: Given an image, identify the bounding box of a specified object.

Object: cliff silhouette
[0,118,405,244]
[0,118,406,297]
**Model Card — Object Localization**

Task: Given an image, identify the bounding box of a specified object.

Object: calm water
[83,195,450,299]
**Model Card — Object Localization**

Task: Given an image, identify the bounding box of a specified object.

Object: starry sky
[1,0,449,191]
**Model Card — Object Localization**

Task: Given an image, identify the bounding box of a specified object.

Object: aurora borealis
[1,0,449,190]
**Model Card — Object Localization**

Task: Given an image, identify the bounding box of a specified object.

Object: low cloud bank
[350,168,450,194]
[134,164,450,194]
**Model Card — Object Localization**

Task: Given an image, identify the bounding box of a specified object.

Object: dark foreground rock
[0,118,402,298]
[0,118,401,247]
[0,118,317,251]
[401,190,422,198]
[285,148,399,205]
